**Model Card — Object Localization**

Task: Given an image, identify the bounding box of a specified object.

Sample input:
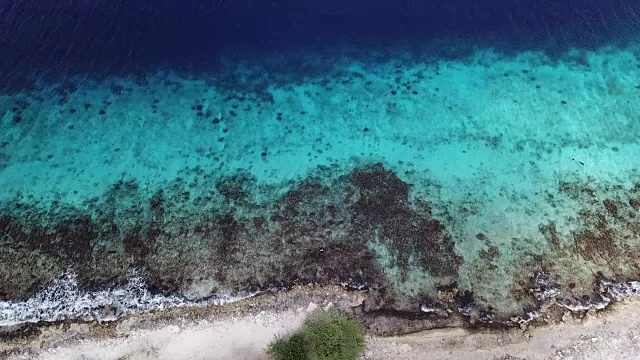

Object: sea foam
[0,268,257,327]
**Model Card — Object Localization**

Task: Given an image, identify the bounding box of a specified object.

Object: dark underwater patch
[0,163,461,305]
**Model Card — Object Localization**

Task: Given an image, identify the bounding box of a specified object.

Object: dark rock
[603,199,618,216]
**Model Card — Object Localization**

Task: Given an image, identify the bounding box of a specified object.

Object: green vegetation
[267,310,366,360]
[268,332,309,360]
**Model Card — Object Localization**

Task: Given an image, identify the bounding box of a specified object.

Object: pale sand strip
[7,310,307,360]
[369,300,640,360]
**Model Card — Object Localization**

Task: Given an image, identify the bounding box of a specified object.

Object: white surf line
[0,268,258,327]
[438,272,640,327]
[7,267,639,329]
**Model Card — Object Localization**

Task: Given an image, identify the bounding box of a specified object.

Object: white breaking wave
[420,272,640,327]
[0,268,258,327]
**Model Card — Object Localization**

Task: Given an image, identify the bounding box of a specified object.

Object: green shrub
[267,310,366,360]
[267,332,308,360]
[302,310,366,360]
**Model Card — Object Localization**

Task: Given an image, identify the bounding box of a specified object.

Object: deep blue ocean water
[2,0,639,78]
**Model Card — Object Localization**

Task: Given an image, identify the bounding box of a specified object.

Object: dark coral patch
[351,163,410,221]
[0,215,95,263]
[0,163,461,311]
[0,214,101,299]
[215,171,256,203]
[349,163,462,279]
[573,214,622,272]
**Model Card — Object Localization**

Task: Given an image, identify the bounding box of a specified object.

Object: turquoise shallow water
[2,15,640,326]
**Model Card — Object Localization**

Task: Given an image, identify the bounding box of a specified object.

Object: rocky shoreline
[3,266,640,347]
[3,282,640,360]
